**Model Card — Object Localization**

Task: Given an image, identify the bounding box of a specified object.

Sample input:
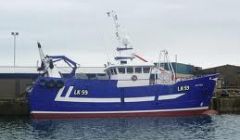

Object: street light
[11,32,19,67]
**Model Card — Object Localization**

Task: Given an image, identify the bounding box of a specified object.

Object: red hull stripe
[31,109,213,119]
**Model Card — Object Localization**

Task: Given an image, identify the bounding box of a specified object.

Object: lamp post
[11,32,19,67]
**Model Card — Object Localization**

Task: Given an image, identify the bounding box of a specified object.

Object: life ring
[131,75,138,81]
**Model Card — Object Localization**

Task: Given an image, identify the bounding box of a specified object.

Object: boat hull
[28,74,218,119]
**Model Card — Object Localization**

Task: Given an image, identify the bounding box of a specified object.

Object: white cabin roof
[106,63,154,69]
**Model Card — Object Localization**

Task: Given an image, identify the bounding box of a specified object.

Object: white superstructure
[105,11,175,87]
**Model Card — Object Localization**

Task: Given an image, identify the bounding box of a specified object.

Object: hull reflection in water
[31,116,214,140]
[1,115,240,140]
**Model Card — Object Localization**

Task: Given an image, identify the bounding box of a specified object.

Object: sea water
[0,115,239,140]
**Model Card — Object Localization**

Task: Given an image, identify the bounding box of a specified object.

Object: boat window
[110,69,114,75]
[113,68,117,74]
[107,70,111,76]
[111,69,116,75]
[97,74,106,76]
[120,61,127,64]
[143,67,150,73]
[87,74,97,79]
[118,67,125,74]
[127,67,133,73]
[135,67,142,73]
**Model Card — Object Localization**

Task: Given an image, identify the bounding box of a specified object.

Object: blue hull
[28,74,218,119]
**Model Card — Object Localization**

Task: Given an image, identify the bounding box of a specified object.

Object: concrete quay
[211,97,240,114]
[211,89,240,114]
[0,98,28,115]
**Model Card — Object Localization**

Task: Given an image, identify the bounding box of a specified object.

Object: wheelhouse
[106,66,151,75]
[105,64,154,82]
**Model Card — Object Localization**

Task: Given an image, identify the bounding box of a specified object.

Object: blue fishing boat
[27,11,218,119]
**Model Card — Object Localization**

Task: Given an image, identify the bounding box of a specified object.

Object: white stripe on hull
[124,96,155,102]
[56,97,121,103]
[31,106,209,114]
[158,93,185,100]
[55,86,185,103]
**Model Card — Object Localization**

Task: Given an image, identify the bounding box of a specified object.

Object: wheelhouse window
[135,67,142,73]
[120,61,127,64]
[127,67,133,73]
[118,67,125,74]
[110,68,117,75]
[107,70,111,76]
[110,69,114,75]
[113,68,117,74]
[143,67,150,73]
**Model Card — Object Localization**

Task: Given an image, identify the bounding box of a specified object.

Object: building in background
[157,63,240,89]
[194,64,240,89]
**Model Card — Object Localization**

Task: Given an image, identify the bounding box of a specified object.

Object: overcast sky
[0,0,240,68]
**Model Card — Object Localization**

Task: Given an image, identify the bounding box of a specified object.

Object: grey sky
[0,0,240,68]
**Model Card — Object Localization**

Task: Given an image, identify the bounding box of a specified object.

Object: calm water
[0,115,240,140]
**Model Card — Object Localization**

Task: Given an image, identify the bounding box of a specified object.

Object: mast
[107,10,134,63]
[158,50,176,81]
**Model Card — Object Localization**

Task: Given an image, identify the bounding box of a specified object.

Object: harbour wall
[0,73,37,115]
[0,74,37,99]
[211,89,240,114]
[0,99,28,115]
[211,97,240,114]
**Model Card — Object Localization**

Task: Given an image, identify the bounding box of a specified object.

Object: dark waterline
[0,115,240,140]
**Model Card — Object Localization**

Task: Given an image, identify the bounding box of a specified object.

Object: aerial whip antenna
[107,10,132,49]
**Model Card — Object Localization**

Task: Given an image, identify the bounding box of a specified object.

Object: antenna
[107,10,136,64]
[107,10,132,50]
